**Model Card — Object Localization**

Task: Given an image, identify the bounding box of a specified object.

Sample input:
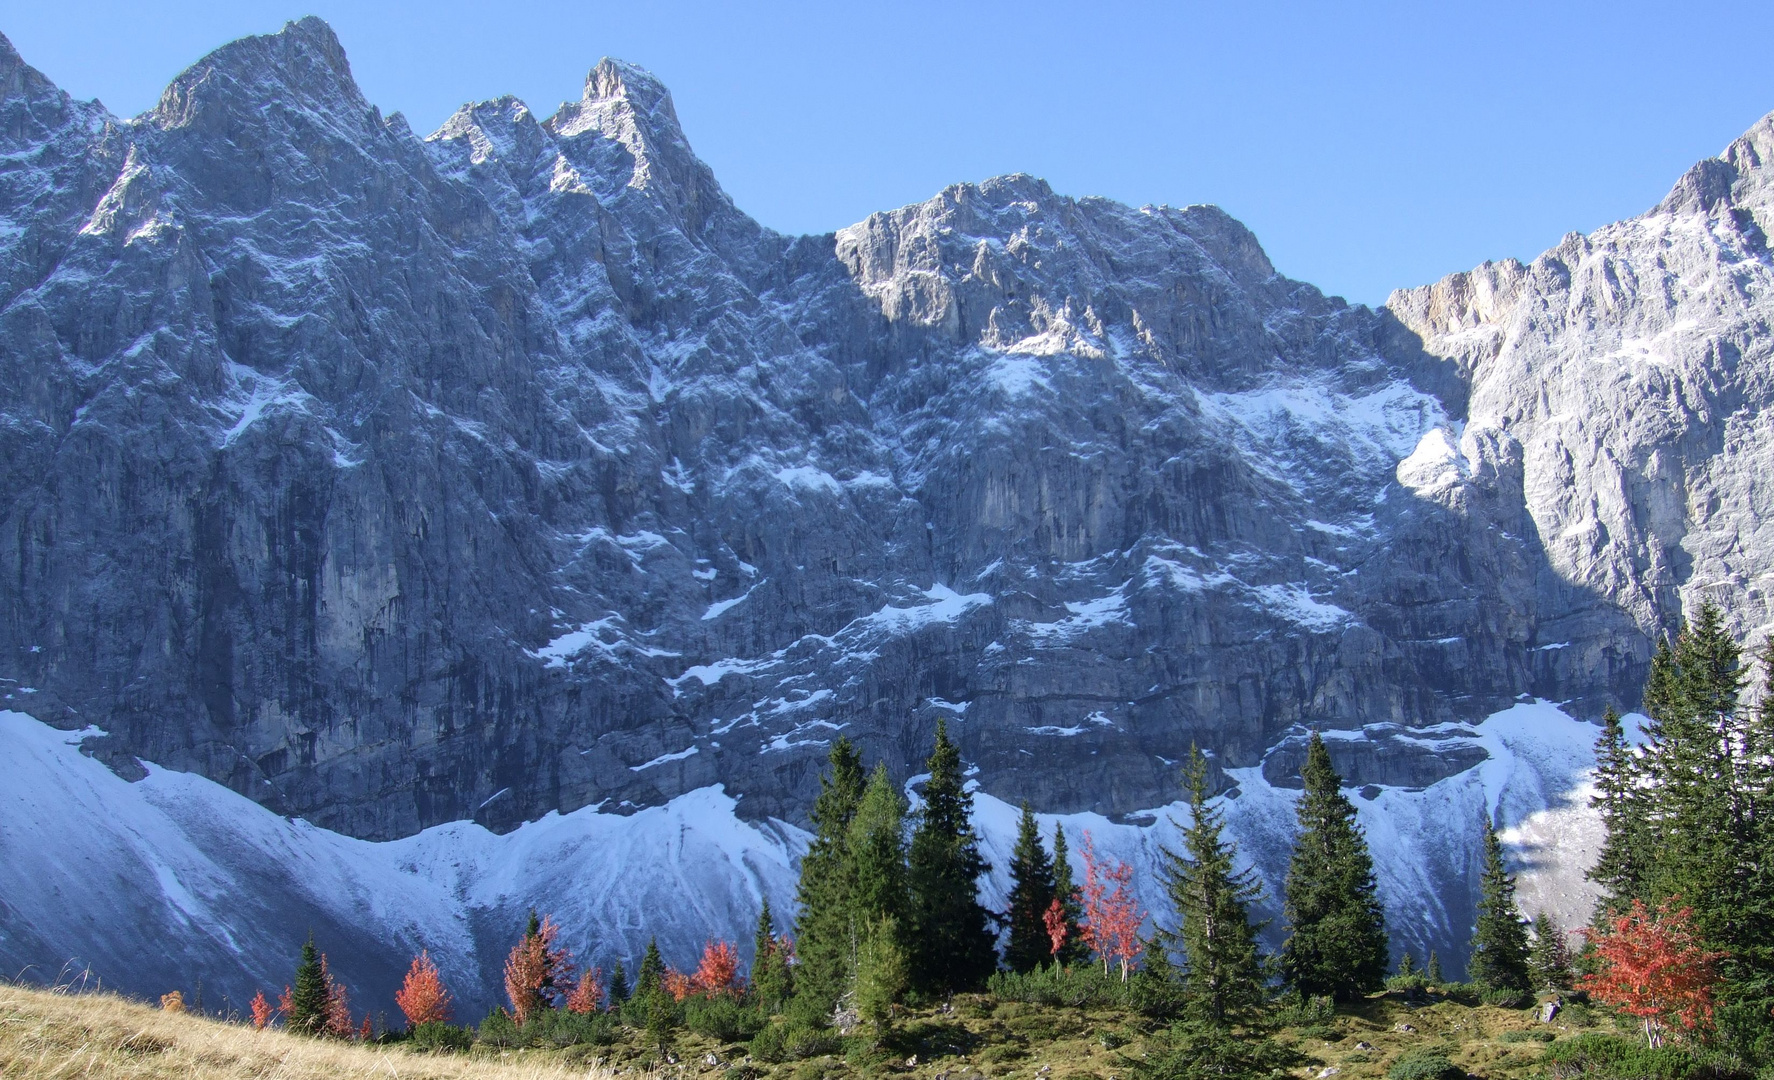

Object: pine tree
[608,962,629,1005]
[1005,800,1058,973]
[1050,825,1087,966]
[1529,911,1573,990]
[1397,951,1417,978]
[1469,816,1532,994]
[1588,706,1647,907]
[752,900,793,1010]
[849,763,910,930]
[1426,952,1443,985]
[791,737,867,1017]
[908,720,997,994]
[1158,746,1267,1027]
[1279,732,1390,1002]
[636,937,665,997]
[852,916,908,1043]
[289,935,328,1035]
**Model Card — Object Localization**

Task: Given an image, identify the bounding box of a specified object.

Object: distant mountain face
[4,17,1702,848]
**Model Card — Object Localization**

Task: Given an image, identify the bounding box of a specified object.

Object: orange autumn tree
[504,912,572,1026]
[661,967,694,1002]
[249,989,275,1030]
[320,955,355,1038]
[690,940,743,997]
[1581,898,1725,1048]
[395,950,453,1028]
[566,967,605,1014]
[1079,832,1144,979]
[1043,896,1070,961]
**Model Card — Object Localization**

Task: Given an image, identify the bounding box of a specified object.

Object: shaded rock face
[0,17,1755,843]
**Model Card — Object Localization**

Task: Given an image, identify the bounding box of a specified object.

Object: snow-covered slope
[2,702,1600,1008]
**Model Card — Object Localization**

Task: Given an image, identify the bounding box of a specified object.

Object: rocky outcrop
[0,17,1761,853]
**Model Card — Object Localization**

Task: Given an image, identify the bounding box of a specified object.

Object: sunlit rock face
[2,15,1768,854]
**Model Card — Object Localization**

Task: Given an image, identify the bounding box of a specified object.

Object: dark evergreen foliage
[1156,747,1267,1027]
[288,934,327,1035]
[1050,824,1087,966]
[1279,732,1389,1001]
[1467,817,1531,994]
[1004,800,1057,974]
[907,719,998,993]
[790,737,867,1016]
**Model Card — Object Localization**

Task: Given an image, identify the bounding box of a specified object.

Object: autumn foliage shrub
[1581,899,1724,1048]
[395,950,453,1028]
[1079,833,1144,979]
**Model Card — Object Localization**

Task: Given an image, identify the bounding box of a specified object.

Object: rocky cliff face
[0,16,1761,858]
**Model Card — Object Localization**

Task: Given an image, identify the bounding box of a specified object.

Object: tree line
[223,611,1774,1071]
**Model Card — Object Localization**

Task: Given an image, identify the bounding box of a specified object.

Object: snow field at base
[0,700,1607,1008]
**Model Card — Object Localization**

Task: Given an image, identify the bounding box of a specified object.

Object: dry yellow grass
[0,982,638,1080]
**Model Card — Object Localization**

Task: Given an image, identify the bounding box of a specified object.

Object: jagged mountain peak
[150,15,369,133]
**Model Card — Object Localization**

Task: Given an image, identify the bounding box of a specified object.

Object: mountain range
[4,16,1772,1015]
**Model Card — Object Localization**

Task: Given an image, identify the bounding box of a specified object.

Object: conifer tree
[1158,746,1267,1027]
[1426,952,1442,985]
[1005,800,1058,973]
[751,900,793,1009]
[853,916,908,1043]
[791,738,867,1016]
[1050,825,1087,965]
[1397,951,1417,978]
[1279,732,1389,1001]
[907,719,997,993]
[849,763,910,931]
[636,937,665,997]
[1588,706,1647,907]
[1529,912,1573,990]
[1469,817,1532,994]
[289,935,328,1035]
[608,962,629,1005]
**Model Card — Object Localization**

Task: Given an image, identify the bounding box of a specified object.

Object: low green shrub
[684,995,765,1044]
[1501,1029,1555,1044]
[477,1008,521,1048]
[1273,995,1337,1027]
[986,964,1136,1009]
[1481,986,1533,1009]
[1541,1033,1705,1080]
[749,1018,841,1063]
[1386,1049,1463,1080]
[407,1021,473,1052]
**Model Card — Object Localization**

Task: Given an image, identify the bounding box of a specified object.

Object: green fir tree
[849,763,910,931]
[1529,911,1573,990]
[1425,952,1442,985]
[636,937,665,997]
[608,962,629,1005]
[288,934,327,1035]
[790,737,867,1018]
[752,899,792,1010]
[1004,800,1058,973]
[1587,706,1647,908]
[907,719,998,993]
[1279,732,1390,1002]
[852,916,908,1044]
[1158,746,1267,1028]
[1050,825,1087,966]
[1468,817,1531,994]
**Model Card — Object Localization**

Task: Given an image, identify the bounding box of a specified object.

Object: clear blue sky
[8,1,1774,306]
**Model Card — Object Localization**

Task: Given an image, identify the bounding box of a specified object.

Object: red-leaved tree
[249,989,275,1030]
[1079,831,1144,980]
[566,967,605,1014]
[395,950,453,1028]
[319,955,354,1038]
[1043,897,1070,961]
[1581,897,1725,1047]
[662,968,694,1002]
[691,940,743,997]
[503,914,572,1026]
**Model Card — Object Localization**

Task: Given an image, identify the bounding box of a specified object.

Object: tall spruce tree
[636,937,665,996]
[608,962,629,1005]
[1050,824,1087,966]
[752,898,792,1009]
[849,763,910,929]
[1005,800,1058,973]
[1279,732,1390,1001]
[289,934,327,1035]
[1588,706,1647,908]
[791,737,867,1017]
[1468,817,1531,994]
[1158,746,1267,1027]
[1528,912,1572,990]
[908,720,998,993]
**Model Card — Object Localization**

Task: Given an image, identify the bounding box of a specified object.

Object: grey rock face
[0,15,1752,857]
